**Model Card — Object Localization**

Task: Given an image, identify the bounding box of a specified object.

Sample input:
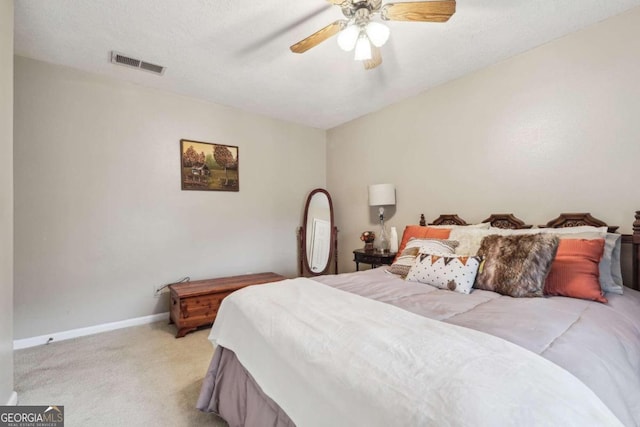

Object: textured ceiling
[13,0,640,129]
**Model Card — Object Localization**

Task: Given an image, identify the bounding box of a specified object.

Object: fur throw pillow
[475,234,559,298]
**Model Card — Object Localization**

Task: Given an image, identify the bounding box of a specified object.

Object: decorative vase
[360,231,375,253]
[389,226,399,253]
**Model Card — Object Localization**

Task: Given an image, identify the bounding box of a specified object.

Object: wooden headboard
[418,211,640,291]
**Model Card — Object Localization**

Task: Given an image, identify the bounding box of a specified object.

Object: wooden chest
[169,272,286,337]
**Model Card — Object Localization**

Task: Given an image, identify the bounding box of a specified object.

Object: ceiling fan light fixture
[290,0,457,68]
[354,34,372,61]
[365,21,390,47]
[337,24,360,52]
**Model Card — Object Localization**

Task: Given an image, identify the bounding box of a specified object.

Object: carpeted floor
[14,321,228,427]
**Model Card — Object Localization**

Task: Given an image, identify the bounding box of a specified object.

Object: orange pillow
[395,226,451,262]
[544,239,607,303]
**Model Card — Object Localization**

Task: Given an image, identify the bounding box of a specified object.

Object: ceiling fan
[290,0,456,70]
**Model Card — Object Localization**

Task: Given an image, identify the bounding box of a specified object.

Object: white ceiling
[13,0,640,129]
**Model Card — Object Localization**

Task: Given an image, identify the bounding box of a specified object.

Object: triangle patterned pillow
[387,238,458,277]
[405,253,482,294]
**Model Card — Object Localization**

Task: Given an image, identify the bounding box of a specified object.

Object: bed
[197,212,640,426]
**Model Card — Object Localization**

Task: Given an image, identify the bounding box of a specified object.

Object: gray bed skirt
[197,346,295,427]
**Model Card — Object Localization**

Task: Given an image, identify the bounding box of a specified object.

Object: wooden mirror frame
[298,188,338,276]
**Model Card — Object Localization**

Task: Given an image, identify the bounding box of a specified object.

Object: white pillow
[428,222,491,230]
[449,229,491,256]
[488,227,543,234]
[405,253,482,294]
[450,228,542,256]
[539,225,608,234]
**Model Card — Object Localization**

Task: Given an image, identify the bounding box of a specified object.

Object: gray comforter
[198,267,640,426]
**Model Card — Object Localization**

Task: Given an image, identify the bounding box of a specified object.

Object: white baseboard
[6,391,18,405]
[13,312,170,350]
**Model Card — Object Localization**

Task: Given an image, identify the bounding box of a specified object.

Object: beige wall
[0,0,14,404]
[13,57,326,339]
[327,7,640,273]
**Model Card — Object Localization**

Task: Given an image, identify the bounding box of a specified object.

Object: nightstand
[353,249,396,271]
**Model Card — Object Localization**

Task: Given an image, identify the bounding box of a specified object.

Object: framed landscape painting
[181,139,239,192]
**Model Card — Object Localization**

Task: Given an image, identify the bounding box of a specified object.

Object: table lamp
[368,183,396,252]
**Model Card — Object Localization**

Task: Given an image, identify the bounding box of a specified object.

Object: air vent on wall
[110,51,166,76]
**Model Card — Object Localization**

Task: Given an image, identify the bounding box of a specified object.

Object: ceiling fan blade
[290,20,347,54]
[381,0,456,22]
[363,46,382,70]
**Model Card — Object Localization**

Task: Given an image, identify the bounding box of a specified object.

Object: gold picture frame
[180,139,239,192]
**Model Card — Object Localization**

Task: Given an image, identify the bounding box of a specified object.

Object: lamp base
[376,220,390,253]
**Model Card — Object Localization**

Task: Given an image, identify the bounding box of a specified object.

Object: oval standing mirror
[298,188,337,276]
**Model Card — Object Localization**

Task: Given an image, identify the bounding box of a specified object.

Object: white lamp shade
[365,22,390,47]
[354,34,372,61]
[368,184,396,206]
[337,25,360,52]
